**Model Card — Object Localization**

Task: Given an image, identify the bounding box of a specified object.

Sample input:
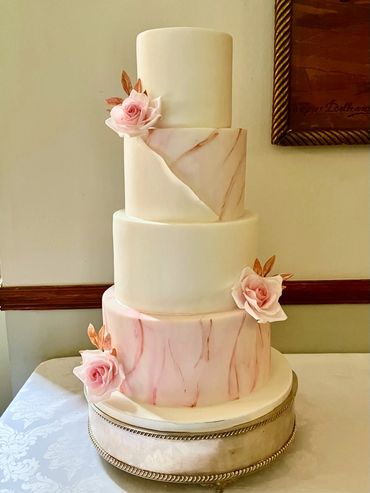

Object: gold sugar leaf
[87,324,99,349]
[121,70,133,95]
[87,323,112,351]
[262,255,276,277]
[281,273,293,281]
[133,78,142,92]
[97,325,107,348]
[253,258,263,276]
[105,97,123,106]
[102,333,112,351]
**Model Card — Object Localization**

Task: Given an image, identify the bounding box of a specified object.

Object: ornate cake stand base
[87,372,297,487]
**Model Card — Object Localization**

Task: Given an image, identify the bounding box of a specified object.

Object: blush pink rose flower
[105,89,161,137]
[73,349,125,403]
[232,267,287,323]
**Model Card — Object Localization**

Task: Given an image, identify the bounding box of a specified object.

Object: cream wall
[0,0,369,410]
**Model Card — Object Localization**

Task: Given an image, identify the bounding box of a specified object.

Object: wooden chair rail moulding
[0,280,369,311]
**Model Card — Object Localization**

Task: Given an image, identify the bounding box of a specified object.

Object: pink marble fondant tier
[103,287,271,407]
[124,128,246,223]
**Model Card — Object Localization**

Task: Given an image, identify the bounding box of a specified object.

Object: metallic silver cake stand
[87,373,297,488]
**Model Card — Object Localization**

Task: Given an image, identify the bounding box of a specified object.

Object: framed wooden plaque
[272,0,370,145]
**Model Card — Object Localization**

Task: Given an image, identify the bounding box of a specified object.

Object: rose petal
[243,301,261,322]
[239,266,255,282]
[231,283,246,309]
[232,266,286,323]
[73,349,125,403]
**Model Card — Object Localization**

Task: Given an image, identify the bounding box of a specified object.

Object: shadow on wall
[0,311,12,414]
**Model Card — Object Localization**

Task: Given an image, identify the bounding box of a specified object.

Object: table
[0,354,368,493]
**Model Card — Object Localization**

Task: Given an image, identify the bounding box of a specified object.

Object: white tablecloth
[0,354,368,493]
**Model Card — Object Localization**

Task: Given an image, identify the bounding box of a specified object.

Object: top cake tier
[137,27,232,128]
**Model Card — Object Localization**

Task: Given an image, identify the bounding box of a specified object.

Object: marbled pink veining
[103,287,271,407]
[227,313,245,400]
[194,319,212,368]
[141,128,247,221]
[151,341,167,405]
[249,323,271,393]
[169,130,220,164]
[168,339,187,394]
[219,152,245,220]
[125,318,144,376]
[190,383,201,408]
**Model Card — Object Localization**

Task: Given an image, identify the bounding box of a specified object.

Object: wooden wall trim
[281,279,369,305]
[0,280,369,311]
[0,285,108,311]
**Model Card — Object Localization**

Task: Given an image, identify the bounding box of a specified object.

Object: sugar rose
[232,267,287,323]
[105,89,161,137]
[73,349,125,403]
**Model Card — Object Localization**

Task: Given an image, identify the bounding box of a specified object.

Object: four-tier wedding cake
[74,27,297,484]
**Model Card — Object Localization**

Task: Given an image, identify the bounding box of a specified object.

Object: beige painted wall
[0,0,369,410]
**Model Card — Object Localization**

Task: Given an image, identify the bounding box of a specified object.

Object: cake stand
[87,349,297,488]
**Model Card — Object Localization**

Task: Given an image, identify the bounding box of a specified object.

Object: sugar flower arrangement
[105,70,161,137]
[232,255,292,324]
[73,324,125,403]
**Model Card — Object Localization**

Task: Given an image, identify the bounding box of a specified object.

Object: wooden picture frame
[272,0,370,146]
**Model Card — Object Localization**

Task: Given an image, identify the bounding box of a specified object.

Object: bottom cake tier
[102,286,271,407]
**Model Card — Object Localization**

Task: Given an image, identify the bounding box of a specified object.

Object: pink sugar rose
[232,267,287,323]
[73,349,125,403]
[105,89,161,137]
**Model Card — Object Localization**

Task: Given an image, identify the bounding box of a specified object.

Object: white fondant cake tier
[102,286,270,407]
[124,128,246,222]
[92,348,291,432]
[113,210,258,314]
[137,28,232,127]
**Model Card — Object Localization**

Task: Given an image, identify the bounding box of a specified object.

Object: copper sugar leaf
[253,258,263,276]
[262,255,276,277]
[121,70,133,95]
[133,78,142,92]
